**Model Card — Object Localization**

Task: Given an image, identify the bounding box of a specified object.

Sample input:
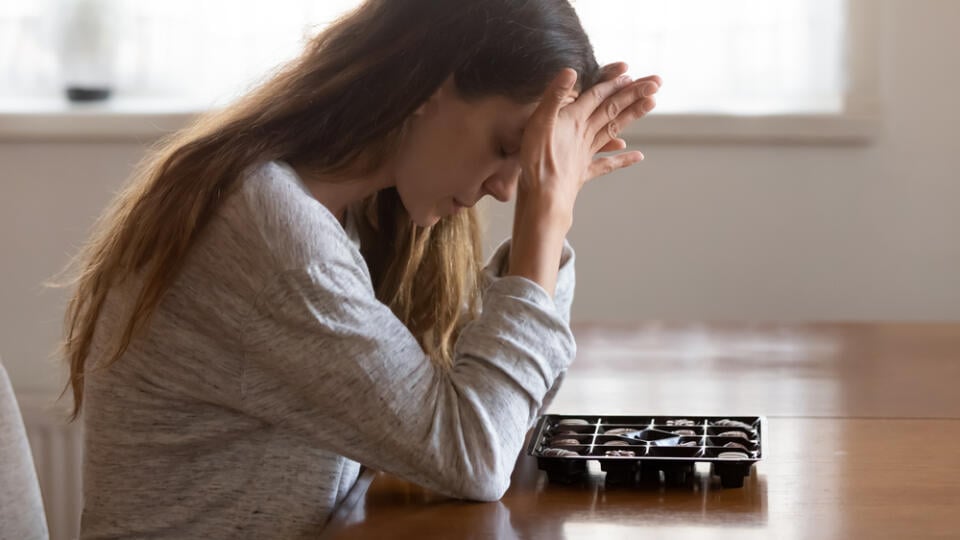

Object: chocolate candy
[723,442,749,451]
[542,447,580,457]
[549,438,580,446]
[714,419,754,430]
[531,415,763,490]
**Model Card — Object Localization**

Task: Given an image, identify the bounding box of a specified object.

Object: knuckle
[606,100,620,120]
[607,121,620,138]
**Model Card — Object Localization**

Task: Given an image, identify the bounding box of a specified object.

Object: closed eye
[498,143,519,159]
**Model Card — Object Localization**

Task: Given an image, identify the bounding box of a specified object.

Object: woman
[62,0,660,538]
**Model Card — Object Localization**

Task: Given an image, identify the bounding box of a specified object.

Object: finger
[616,74,661,89]
[589,79,660,132]
[566,71,635,120]
[637,74,663,88]
[597,137,627,153]
[585,151,645,182]
[590,92,658,153]
[597,62,629,82]
[532,68,578,127]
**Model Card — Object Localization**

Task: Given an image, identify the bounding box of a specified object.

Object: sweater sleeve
[481,237,576,326]
[239,252,576,502]
[482,237,576,425]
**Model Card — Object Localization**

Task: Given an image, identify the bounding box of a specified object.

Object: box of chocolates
[526,415,764,488]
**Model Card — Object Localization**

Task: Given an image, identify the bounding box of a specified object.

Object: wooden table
[320,322,960,539]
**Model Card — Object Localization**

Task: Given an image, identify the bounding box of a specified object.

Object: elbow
[441,450,513,502]
[454,470,511,502]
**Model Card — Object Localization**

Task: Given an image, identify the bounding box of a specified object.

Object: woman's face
[393,76,541,228]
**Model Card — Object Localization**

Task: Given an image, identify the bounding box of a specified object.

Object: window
[0,0,873,141]
[578,0,847,115]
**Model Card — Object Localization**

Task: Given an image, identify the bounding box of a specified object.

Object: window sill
[0,99,880,145]
[624,112,880,146]
[0,97,207,142]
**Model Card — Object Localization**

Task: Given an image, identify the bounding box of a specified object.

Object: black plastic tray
[526,414,765,488]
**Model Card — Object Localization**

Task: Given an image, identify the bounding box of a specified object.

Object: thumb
[537,68,577,124]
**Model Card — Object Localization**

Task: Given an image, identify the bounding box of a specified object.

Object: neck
[292,163,395,226]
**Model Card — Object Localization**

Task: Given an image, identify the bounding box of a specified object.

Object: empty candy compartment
[631,429,682,444]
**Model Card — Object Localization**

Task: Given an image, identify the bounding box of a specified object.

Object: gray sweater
[79,161,576,539]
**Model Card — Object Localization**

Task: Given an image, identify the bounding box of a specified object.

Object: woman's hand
[506,63,660,296]
[517,62,661,222]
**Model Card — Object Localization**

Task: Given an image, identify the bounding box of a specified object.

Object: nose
[482,167,520,203]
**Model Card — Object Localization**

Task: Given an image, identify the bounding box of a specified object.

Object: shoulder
[228,160,364,273]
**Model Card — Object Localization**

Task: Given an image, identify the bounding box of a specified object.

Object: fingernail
[618,75,632,85]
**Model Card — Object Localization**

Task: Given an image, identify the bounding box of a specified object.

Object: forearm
[507,189,573,298]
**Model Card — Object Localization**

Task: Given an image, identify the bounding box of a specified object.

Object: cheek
[394,121,494,218]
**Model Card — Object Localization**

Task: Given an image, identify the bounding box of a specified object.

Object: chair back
[0,360,49,540]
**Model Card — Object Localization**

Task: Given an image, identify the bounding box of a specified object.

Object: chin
[409,211,441,228]
[422,215,443,228]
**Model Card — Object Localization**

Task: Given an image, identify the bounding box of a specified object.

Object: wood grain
[320,322,960,539]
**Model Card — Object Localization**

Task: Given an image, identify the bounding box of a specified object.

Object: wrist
[513,189,574,235]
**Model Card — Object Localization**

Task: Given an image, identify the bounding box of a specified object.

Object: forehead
[468,89,580,132]
[456,96,531,145]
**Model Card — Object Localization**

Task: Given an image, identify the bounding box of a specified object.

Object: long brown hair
[60,0,601,419]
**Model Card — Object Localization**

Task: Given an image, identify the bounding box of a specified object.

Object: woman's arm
[484,237,575,426]
[483,236,576,325]
[507,66,658,297]
[239,257,575,502]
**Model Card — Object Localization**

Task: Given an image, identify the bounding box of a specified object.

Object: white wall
[2,0,958,396]
[481,0,960,321]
